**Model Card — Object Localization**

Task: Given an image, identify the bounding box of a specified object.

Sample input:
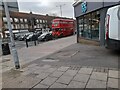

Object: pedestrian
[32,33,37,46]
[25,36,28,48]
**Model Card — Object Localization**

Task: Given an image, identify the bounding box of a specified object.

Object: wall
[74,1,120,18]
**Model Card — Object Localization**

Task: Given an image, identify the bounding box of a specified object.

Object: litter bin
[2,43,10,55]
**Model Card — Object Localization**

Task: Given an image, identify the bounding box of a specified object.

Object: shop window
[91,11,100,40]
[83,14,91,39]
[78,17,84,37]
[78,11,100,40]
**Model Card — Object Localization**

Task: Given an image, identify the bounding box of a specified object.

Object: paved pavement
[2,63,120,89]
[1,35,76,72]
[1,35,120,89]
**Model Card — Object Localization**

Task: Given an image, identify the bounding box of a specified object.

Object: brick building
[1,11,74,33]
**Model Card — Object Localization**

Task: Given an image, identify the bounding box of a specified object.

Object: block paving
[2,63,120,89]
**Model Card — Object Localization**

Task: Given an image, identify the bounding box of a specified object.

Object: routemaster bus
[52,18,75,38]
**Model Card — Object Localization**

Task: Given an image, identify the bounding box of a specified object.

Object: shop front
[73,1,120,45]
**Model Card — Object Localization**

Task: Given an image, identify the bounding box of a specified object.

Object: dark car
[18,35,25,41]
[38,32,53,41]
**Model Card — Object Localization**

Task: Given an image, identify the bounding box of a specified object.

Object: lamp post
[3,0,20,69]
[56,4,66,17]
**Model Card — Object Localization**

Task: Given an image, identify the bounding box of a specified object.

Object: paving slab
[37,72,50,79]
[78,67,93,75]
[73,73,90,83]
[34,69,44,74]
[21,70,33,76]
[86,79,106,88]
[90,72,107,81]
[56,75,73,85]
[62,70,78,77]
[40,65,51,70]
[33,83,49,88]
[57,66,69,72]
[107,78,119,88]
[43,68,57,73]
[49,71,64,78]
[3,76,27,88]
[50,82,67,88]
[40,77,58,86]
[67,80,86,88]
[109,70,119,79]
[27,64,38,68]
[18,77,41,88]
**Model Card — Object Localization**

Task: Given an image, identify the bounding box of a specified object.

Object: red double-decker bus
[52,18,75,38]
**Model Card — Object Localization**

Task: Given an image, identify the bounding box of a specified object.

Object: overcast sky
[17,0,75,18]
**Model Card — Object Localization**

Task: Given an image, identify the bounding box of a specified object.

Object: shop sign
[81,1,87,13]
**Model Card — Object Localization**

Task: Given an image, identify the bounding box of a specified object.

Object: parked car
[105,5,120,50]
[26,34,34,41]
[18,35,25,41]
[38,32,53,41]
[14,34,20,40]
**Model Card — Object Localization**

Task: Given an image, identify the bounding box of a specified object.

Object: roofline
[73,0,83,7]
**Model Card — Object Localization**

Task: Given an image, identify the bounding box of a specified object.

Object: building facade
[2,11,74,33]
[0,0,19,38]
[73,1,120,45]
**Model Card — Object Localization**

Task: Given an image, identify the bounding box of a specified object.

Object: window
[78,11,100,40]
[39,24,42,28]
[20,18,23,22]
[3,17,7,22]
[4,24,8,29]
[25,24,28,28]
[36,19,39,23]
[78,17,84,37]
[43,20,45,23]
[37,24,39,28]
[11,24,14,29]
[24,19,27,22]
[39,20,42,23]
[10,18,13,22]
[14,18,19,22]
[21,24,24,28]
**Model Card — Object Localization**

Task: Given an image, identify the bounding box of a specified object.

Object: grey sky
[17,0,75,18]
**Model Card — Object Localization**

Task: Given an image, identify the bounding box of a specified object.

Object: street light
[56,4,66,17]
[3,0,20,69]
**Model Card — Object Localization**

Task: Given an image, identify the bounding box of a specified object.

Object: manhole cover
[42,59,59,62]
